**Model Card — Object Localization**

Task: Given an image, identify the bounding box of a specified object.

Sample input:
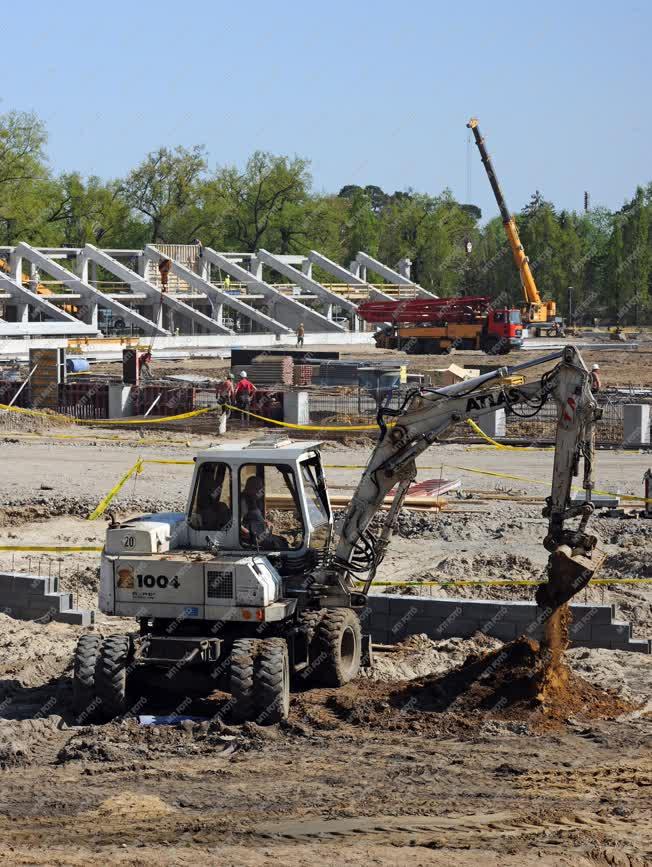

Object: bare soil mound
[292,637,636,738]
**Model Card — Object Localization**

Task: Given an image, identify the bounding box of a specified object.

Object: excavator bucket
[535,544,606,612]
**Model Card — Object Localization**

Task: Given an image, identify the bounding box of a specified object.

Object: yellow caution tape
[143,458,194,466]
[448,463,650,504]
[87,457,144,520]
[220,403,381,431]
[1,400,382,431]
[0,545,103,553]
[466,418,553,451]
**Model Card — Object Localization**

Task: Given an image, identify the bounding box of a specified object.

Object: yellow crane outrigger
[467,117,563,336]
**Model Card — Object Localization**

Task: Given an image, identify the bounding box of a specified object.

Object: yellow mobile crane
[467,117,564,336]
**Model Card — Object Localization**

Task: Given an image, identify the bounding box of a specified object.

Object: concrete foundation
[365,594,651,653]
[0,572,95,625]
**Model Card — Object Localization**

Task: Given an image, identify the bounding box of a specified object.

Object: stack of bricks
[0,572,95,626]
[249,355,294,386]
[292,364,314,387]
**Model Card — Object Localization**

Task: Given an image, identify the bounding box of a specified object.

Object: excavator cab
[186,436,333,560]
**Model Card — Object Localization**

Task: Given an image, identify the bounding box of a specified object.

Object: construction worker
[138,350,153,381]
[224,274,231,291]
[296,322,305,347]
[158,258,172,292]
[590,363,601,393]
[235,371,256,424]
[216,372,235,406]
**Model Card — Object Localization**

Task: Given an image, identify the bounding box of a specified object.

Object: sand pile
[394,629,635,732]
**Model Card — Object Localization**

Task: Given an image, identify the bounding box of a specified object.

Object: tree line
[0,110,650,323]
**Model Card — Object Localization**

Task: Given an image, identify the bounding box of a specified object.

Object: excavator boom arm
[333,346,601,610]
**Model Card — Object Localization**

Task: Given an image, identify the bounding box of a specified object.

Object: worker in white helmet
[590,363,601,393]
[235,370,256,424]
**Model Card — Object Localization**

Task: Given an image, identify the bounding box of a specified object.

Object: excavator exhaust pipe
[535,543,606,612]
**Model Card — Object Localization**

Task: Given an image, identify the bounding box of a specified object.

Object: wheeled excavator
[73,346,603,723]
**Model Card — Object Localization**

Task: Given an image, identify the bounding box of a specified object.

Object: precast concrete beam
[354,251,437,298]
[203,248,344,333]
[144,245,288,335]
[14,243,168,336]
[0,274,78,322]
[307,250,393,301]
[81,245,231,335]
[256,249,358,316]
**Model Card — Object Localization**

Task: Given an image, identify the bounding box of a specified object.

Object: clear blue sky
[3,0,650,219]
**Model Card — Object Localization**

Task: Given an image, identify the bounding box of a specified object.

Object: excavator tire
[230,638,260,722]
[255,638,290,724]
[294,609,325,686]
[314,608,362,687]
[95,634,130,720]
[72,633,101,718]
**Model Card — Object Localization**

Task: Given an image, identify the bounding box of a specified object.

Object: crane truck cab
[76,436,368,725]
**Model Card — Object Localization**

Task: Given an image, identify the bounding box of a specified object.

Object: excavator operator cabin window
[300,458,329,527]
[239,464,304,551]
[189,462,232,532]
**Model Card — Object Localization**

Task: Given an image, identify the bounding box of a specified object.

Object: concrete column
[623,404,651,445]
[210,300,224,326]
[9,251,22,283]
[397,257,412,279]
[301,259,313,279]
[249,257,263,281]
[324,303,333,320]
[29,262,40,292]
[108,384,134,418]
[284,392,309,425]
[18,303,29,323]
[76,254,89,282]
[476,409,506,438]
[349,260,361,278]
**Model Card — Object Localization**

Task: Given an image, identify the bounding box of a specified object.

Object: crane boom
[467,117,558,325]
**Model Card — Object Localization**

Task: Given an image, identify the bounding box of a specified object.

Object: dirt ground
[0,359,651,863]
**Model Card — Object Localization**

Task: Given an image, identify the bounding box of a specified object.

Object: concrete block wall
[0,572,95,626]
[366,595,651,654]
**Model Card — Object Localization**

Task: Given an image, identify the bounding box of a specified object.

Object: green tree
[121,145,208,242]
[215,151,311,252]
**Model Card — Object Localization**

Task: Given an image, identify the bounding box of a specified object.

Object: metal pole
[144,393,162,417]
[8,363,38,407]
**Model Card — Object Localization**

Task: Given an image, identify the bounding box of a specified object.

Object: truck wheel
[481,336,498,354]
[255,638,290,724]
[230,638,259,722]
[95,635,130,720]
[314,608,362,687]
[73,633,101,717]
